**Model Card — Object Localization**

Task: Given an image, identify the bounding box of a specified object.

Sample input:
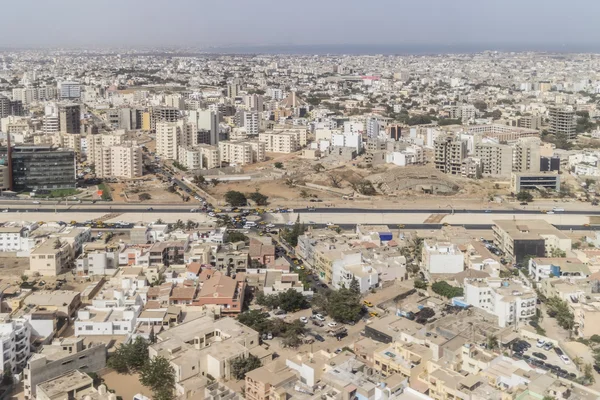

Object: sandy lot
[100,371,149,400]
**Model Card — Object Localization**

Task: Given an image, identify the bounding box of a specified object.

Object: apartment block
[24,338,106,400]
[0,227,34,253]
[30,239,73,276]
[331,253,379,293]
[218,141,253,165]
[156,121,183,160]
[259,130,306,153]
[94,143,143,179]
[464,278,537,327]
[422,240,464,276]
[245,361,297,400]
[513,138,541,173]
[474,143,513,176]
[549,106,576,140]
[58,104,81,134]
[433,135,467,175]
[0,316,32,374]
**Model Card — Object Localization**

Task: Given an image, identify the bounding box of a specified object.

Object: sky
[1,0,599,50]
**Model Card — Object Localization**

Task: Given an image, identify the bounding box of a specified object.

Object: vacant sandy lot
[100,371,149,400]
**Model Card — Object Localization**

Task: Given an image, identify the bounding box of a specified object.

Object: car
[286,221,295,226]
[274,309,286,316]
[560,355,571,364]
[266,223,275,228]
[267,332,273,340]
[1,209,7,213]
[299,317,308,324]
[369,312,379,317]
[536,339,545,348]
[334,348,342,354]
[543,342,553,351]
[147,207,153,211]
[313,334,325,342]
[312,320,324,327]
[484,209,491,213]
[315,314,325,321]
[520,202,528,205]
[326,222,334,226]
[363,300,374,307]
[532,352,547,360]
[554,347,564,356]
[32,201,40,204]
[327,322,338,328]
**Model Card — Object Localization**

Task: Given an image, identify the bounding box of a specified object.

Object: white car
[328,321,338,328]
[315,314,325,321]
[32,201,40,204]
[536,339,545,348]
[286,221,295,226]
[266,223,275,228]
[299,317,308,324]
[1,209,7,213]
[560,355,571,364]
[208,212,215,217]
[326,222,334,226]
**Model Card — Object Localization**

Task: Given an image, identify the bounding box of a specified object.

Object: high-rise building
[59,81,81,99]
[549,106,576,140]
[474,143,513,177]
[434,135,467,175]
[156,121,183,160]
[0,96,23,118]
[59,104,81,134]
[366,118,380,138]
[0,146,76,191]
[227,79,242,99]
[243,111,259,136]
[150,107,179,132]
[94,143,142,179]
[518,115,542,131]
[513,138,541,173]
[387,124,403,141]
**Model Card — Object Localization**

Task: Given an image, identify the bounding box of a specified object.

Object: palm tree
[186,219,196,230]
[174,219,184,230]
[211,178,219,186]
[486,335,499,350]
[156,219,164,224]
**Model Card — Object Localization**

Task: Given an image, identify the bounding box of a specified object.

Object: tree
[211,178,220,186]
[277,289,310,312]
[231,355,262,380]
[414,279,428,290]
[274,162,284,169]
[431,281,463,298]
[249,191,269,206]
[139,193,152,201]
[546,296,574,330]
[329,173,343,188]
[491,109,502,120]
[312,163,325,173]
[416,307,435,323]
[550,247,566,258]
[486,335,499,350]
[174,219,185,230]
[327,287,363,323]
[584,363,595,384]
[185,219,196,230]
[473,100,487,111]
[516,191,533,202]
[349,278,360,294]
[299,189,309,199]
[107,337,149,373]
[140,356,175,400]
[281,216,305,247]
[148,328,157,344]
[227,231,248,243]
[225,191,247,206]
[353,180,376,195]
[193,175,206,186]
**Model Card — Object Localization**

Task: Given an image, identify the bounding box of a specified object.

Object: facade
[75,304,142,336]
[0,146,76,191]
[245,361,297,400]
[58,104,81,134]
[511,172,560,192]
[0,166,10,190]
[30,239,73,276]
[493,219,571,264]
[528,258,589,282]
[0,316,32,374]
[150,106,180,132]
[513,138,541,173]
[76,250,119,276]
[218,141,253,165]
[473,143,513,176]
[434,135,467,175]
[156,121,183,160]
[331,253,379,293]
[24,338,106,400]
[422,240,464,275]
[94,143,143,179]
[0,227,34,253]
[463,278,537,327]
[258,130,306,153]
[243,111,260,135]
[59,82,81,99]
[193,271,245,315]
[549,106,576,140]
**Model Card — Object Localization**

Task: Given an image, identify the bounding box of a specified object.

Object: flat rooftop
[494,219,569,240]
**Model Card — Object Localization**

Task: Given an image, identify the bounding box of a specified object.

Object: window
[85,326,93,331]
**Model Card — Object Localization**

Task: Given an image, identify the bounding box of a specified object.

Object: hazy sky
[2,0,599,48]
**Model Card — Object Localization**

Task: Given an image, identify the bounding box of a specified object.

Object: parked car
[536,339,546,348]
[543,342,553,351]
[299,317,308,324]
[328,322,338,328]
[560,355,571,364]
[267,332,273,340]
[315,314,325,321]
[554,347,564,356]
[532,352,547,360]
[312,320,324,327]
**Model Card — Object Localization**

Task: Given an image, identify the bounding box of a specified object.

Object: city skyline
[1,0,599,50]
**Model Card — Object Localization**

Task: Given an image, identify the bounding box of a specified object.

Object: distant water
[206,43,600,55]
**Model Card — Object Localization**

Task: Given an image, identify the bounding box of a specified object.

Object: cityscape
[2,2,600,400]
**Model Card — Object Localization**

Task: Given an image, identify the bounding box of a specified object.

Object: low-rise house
[29,239,73,276]
[249,238,275,266]
[422,240,464,277]
[193,272,245,315]
[25,291,81,318]
[331,252,379,293]
[74,305,142,336]
[528,257,590,282]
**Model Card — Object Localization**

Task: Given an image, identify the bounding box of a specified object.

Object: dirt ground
[100,371,149,400]
[107,177,183,203]
[0,255,30,277]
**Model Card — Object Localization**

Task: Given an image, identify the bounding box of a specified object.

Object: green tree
[248,191,269,206]
[546,296,575,330]
[349,278,361,294]
[193,175,206,186]
[327,287,363,322]
[487,335,499,350]
[107,337,149,373]
[431,281,464,298]
[231,355,262,380]
[274,162,284,169]
[227,231,248,243]
[414,279,428,290]
[516,191,533,202]
[225,191,247,206]
[491,109,502,120]
[281,216,305,247]
[139,193,152,201]
[140,356,175,400]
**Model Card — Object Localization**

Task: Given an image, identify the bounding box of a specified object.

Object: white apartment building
[75,304,142,337]
[84,133,126,159]
[0,227,35,254]
[385,146,424,167]
[474,143,513,177]
[0,316,32,374]
[243,111,260,135]
[528,257,590,282]
[42,115,59,134]
[219,140,266,165]
[76,250,119,276]
[156,120,184,160]
[331,253,379,293]
[463,278,537,328]
[177,145,220,170]
[422,240,464,276]
[259,130,307,153]
[331,133,363,153]
[94,144,142,179]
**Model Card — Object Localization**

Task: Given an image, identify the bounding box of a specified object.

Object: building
[94,143,143,179]
[549,106,576,140]
[513,138,541,173]
[59,82,81,99]
[518,115,542,130]
[473,143,513,177]
[35,370,109,400]
[24,338,106,400]
[434,135,467,175]
[243,111,260,135]
[30,239,73,276]
[466,124,539,143]
[0,165,9,190]
[59,104,81,134]
[0,146,76,191]
[245,361,297,400]
[0,227,34,253]
[0,316,32,374]
[75,304,142,337]
[218,141,252,165]
[0,96,23,118]
[76,249,119,276]
[193,271,245,315]
[510,172,560,192]
[258,130,307,153]
[150,107,180,132]
[528,258,590,282]
[463,278,537,327]
[422,240,464,276]
[156,121,183,160]
[493,219,571,264]
[331,253,379,293]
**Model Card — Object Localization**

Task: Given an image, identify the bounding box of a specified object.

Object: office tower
[59,81,81,99]
[434,135,467,175]
[210,111,219,145]
[0,146,76,190]
[513,138,541,173]
[474,143,513,177]
[549,106,576,140]
[388,124,402,141]
[59,104,81,134]
[156,121,183,160]
[243,111,259,136]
